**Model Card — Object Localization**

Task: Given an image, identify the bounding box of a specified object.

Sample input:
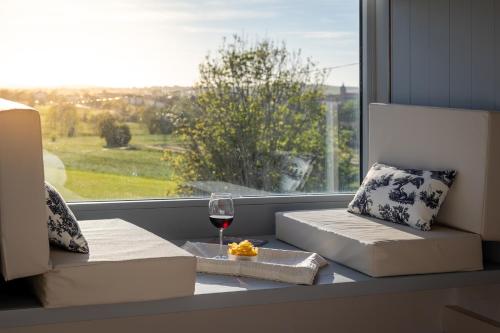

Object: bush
[143,107,176,135]
[98,114,132,147]
[112,124,132,147]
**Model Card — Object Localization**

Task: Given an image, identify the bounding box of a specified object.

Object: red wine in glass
[208,193,234,258]
[209,215,233,229]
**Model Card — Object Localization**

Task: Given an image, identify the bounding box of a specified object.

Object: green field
[64,169,178,200]
[42,122,183,201]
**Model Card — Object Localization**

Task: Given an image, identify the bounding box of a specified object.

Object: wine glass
[208,193,234,259]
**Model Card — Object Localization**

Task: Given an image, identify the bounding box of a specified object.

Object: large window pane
[0,0,360,200]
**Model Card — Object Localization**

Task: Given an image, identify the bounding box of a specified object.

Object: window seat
[0,236,499,329]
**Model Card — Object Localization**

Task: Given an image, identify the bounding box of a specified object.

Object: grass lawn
[42,121,184,200]
[64,169,178,200]
[43,135,175,180]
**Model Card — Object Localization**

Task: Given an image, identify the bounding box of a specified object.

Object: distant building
[339,84,358,102]
[128,95,144,106]
[322,84,359,104]
[153,100,166,108]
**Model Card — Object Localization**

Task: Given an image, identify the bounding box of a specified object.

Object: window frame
[68,193,355,240]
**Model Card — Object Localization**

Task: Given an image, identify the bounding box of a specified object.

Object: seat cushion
[276,209,483,277]
[31,219,196,308]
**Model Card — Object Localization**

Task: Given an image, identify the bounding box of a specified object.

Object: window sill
[68,193,356,211]
[0,236,499,329]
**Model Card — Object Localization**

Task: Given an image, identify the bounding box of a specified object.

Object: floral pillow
[45,182,89,253]
[347,163,457,231]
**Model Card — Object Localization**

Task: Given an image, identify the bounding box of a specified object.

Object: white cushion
[276,209,483,277]
[31,219,196,308]
[0,99,49,280]
[370,103,500,241]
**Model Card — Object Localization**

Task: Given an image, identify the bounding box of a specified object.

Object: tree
[165,35,328,193]
[97,113,132,147]
[142,106,176,135]
[337,127,359,191]
[45,103,78,137]
[337,99,360,191]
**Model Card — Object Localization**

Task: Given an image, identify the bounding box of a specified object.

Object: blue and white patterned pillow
[45,182,89,253]
[348,163,457,231]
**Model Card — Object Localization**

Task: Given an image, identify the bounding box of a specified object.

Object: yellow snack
[227,240,259,256]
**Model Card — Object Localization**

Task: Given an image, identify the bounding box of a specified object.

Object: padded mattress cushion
[32,219,196,308]
[276,209,483,277]
[0,100,49,280]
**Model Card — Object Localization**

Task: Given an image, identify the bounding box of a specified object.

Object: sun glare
[0,0,359,88]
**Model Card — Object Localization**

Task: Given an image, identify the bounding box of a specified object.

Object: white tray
[182,241,327,285]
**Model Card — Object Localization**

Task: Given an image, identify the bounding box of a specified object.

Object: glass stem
[218,228,224,257]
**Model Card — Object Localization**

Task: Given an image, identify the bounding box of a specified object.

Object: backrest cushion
[0,99,50,280]
[369,103,500,240]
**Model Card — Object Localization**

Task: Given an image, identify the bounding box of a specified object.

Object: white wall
[3,284,499,333]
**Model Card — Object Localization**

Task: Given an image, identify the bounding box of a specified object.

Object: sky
[0,0,359,88]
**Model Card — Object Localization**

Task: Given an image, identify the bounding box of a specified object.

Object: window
[0,0,360,201]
